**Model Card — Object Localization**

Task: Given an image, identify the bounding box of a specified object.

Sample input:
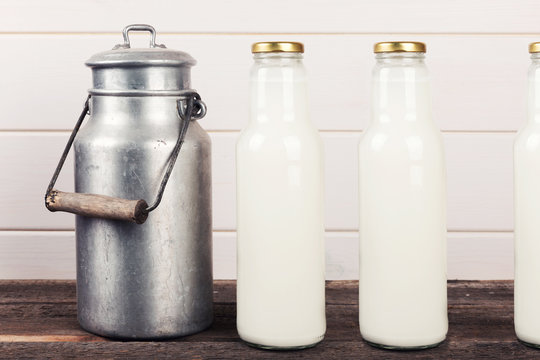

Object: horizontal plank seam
[446,230,514,233]
[0,335,106,343]
[0,229,76,232]
[0,230,515,234]
[0,301,363,306]
[1,32,540,36]
[0,340,519,345]
[0,301,76,305]
[0,130,519,134]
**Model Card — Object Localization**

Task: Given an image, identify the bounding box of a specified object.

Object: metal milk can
[44,24,213,339]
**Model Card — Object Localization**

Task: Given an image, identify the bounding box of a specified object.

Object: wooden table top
[0,280,536,359]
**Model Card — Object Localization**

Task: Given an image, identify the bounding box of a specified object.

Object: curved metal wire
[144,92,206,212]
[45,95,91,204]
[44,91,207,216]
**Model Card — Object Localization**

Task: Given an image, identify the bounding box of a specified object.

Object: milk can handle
[44,91,206,224]
[114,24,166,49]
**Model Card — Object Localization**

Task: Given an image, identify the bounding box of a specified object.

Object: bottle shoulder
[515,124,540,152]
[361,122,442,140]
[237,123,323,153]
[516,122,540,135]
[238,122,321,138]
[359,124,444,156]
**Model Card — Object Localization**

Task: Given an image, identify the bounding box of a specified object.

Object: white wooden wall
[0,0,534,280]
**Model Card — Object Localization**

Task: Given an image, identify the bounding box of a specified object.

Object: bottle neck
[250,52,308,124]
[528,54,540,124]
[371,52,432,124]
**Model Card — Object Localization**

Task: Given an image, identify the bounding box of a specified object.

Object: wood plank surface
[0,132,514,232]
[2,0,534,297]
[0,34,531,132]
[0,280,535,359]
[0,231,514,281]
[2,0,540,34]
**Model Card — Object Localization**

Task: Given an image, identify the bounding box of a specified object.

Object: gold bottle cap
[529,42,540,53]
[251,42,304,54]
[374,41,426,53]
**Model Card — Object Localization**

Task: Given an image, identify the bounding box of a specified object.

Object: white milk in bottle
[514,42,540,347]
[358,41,448,349]
[236,42,326,349]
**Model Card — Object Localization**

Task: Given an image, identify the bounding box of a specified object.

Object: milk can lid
[85,24,196,68]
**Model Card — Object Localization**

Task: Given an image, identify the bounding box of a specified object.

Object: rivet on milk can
[44,24,213,340]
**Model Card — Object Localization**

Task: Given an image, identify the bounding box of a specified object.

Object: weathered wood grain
[1,339,539,359]
[46,190,149,224]
[0,280,536,359]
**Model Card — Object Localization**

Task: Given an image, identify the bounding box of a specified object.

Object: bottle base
[518,338,540,349]
[242,336,324,351]
[364,339,445,351]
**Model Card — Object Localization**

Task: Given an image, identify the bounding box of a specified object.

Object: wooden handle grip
[45,190,148,224]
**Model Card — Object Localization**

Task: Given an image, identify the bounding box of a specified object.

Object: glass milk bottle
[358,42,448,349]
[236,42,326,349]
[514,42,540,348]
